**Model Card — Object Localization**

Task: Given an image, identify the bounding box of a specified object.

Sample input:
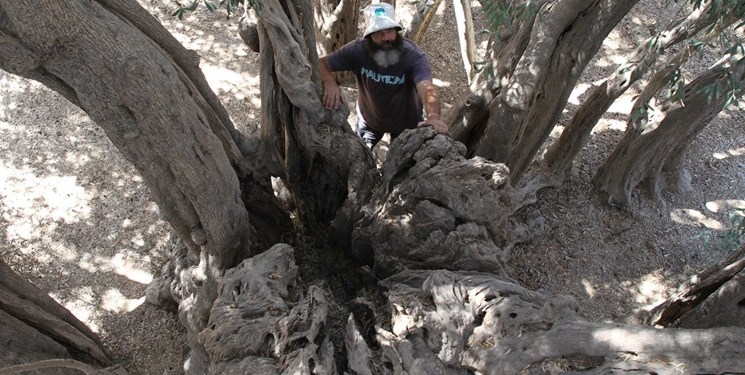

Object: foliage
[699,208,745,254]
[171,0,261,19]
[472,0,537,79]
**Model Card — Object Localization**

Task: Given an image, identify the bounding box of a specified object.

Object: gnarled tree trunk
[4,1,745,374]
[448,0,638,183]
[0,0,290,372]
[543,0,738,180]
[592,51,745,207]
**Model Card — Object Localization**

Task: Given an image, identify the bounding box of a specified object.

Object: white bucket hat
[362,3,403,38]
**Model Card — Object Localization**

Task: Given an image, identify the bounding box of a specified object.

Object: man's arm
[416,80,448,135]
[319,56,343,110]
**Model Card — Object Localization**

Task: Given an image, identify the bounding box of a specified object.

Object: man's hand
[415,80,447,134]
[319,57,343,110]
[417,117,449,135]
[322,80,343,110]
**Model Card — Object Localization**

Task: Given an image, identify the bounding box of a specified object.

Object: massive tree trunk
[0,0,289,372]
[448,0,638,183]
[250,0,376,238]
[592,51,745,207]
[352,128,519,276]
[4,0,745,374]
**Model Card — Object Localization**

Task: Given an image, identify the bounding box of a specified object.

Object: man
[319,2,449,148]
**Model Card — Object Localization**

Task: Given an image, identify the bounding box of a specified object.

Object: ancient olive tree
[448,0,745,208]
[1,0,745,374]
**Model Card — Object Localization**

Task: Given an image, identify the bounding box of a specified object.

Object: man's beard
[366,35,403,68]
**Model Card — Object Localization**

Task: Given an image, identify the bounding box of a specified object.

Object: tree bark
[452,0,476,83]
[404,0,443,44]
[353,128,520,276]
[314,0,359,56]
[0,0,260,267]
[0,1,290,372]
[592,52,745,207]
[647,244,745,328]
[449,0,638,184]
[253,0,377,237]
[544,0,740,180]
[0,258,111,370]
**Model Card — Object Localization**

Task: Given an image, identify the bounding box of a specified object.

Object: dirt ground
[1,0,743,374]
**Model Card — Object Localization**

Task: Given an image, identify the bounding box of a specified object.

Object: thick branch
[544,1,740,178]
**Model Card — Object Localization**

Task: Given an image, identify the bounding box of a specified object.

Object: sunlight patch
[706,200,745,214]
[713,146,745,159]
[111,253,154,284]
[202,64,246,95]
[633,272,670,307]
[670,208,724,230]
[102,289,145,313]
[581,279,596,298]
[0,162,92,241]
[433,78,451,87]
[568,83,590,106]
[593,118,627,133]
[52,288,101,333]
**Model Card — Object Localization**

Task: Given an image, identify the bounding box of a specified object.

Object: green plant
[698,208,745,254]
[171,0,262,20]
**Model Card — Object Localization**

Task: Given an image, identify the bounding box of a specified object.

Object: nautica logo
[361,67,405,85]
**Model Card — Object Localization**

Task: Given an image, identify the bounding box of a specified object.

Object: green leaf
[185,0,199,11]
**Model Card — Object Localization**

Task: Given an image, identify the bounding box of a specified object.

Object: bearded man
[319,2,449,149]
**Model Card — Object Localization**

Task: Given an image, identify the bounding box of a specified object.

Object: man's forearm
[417,80,441,119]
[319,57,337,86]
[416,80,448,134]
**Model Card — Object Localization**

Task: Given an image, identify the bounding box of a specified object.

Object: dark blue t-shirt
[325,38,433,135]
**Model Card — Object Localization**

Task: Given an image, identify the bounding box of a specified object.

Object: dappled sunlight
[77,251,155,285]
[146,3,262,108]
[581,279,596,298]
[101,289,147,313]
[591,326,656,345]
[567,83,590,106]
[621,271,673,310]
[1,70,171,344]
[671,198,745,231]
[599,30,630,67]
[706,199,745,214]
[433,78,451,88]
[0,162,91,241]
[713,146,745,160]
[577,269,678,323]
[605,95,636,118]
[201,63,262,106]
[593,118,628,133]
[670,208,725,229]
[51,287,101,333]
